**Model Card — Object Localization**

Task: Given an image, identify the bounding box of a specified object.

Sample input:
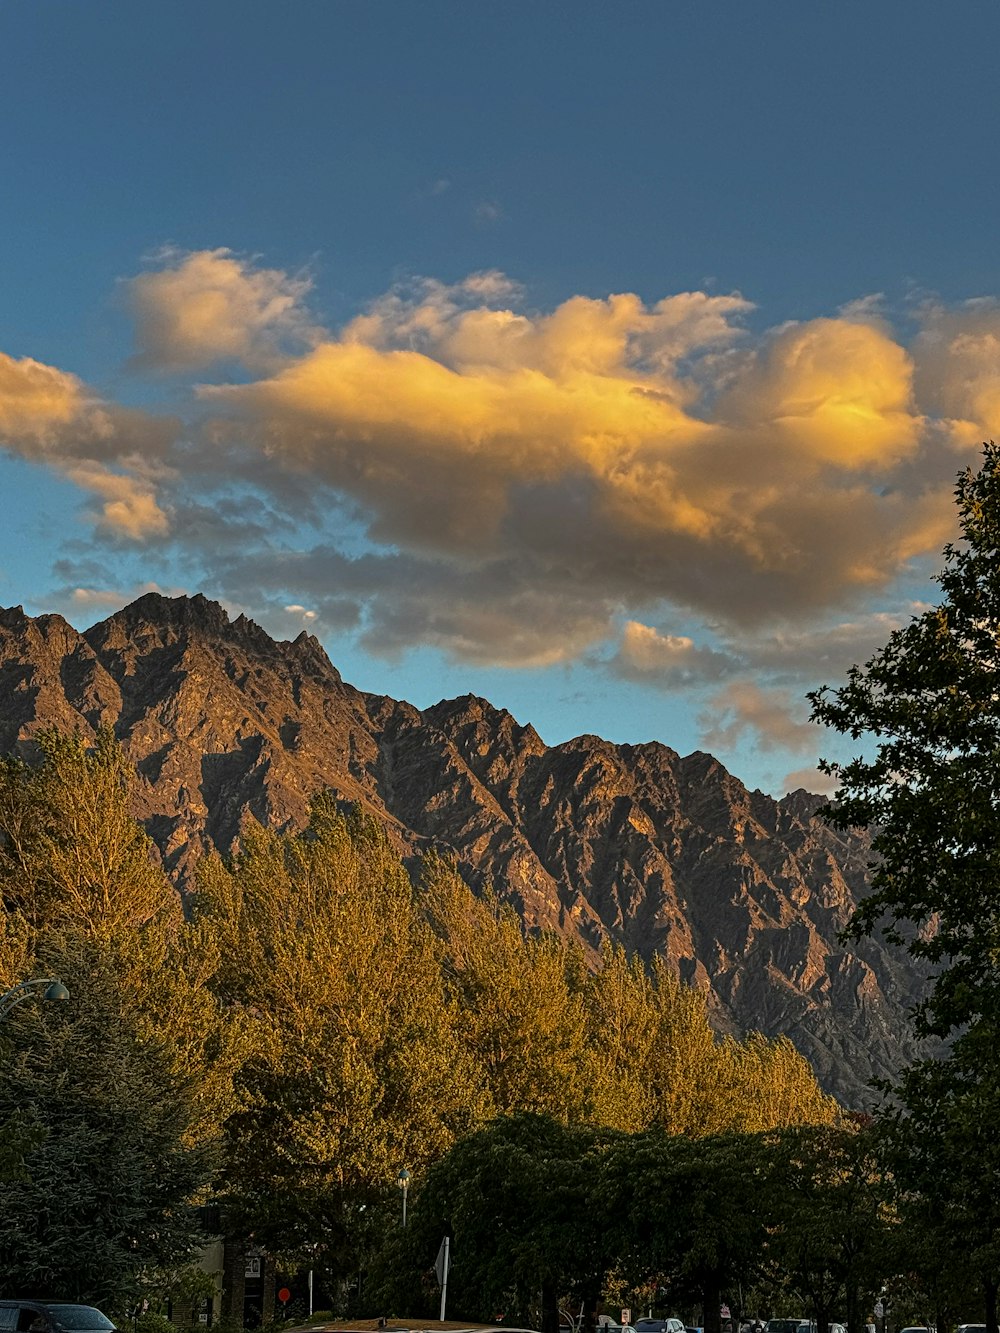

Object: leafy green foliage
[810,443,1000,1331]
[810,444,1000,1038]
[372,1114,618,1331]
[0,934,215,1307]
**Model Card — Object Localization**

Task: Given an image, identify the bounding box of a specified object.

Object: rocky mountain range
[0,592,925,1104]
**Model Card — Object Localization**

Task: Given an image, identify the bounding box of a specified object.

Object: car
[767,1321,806,1333]
[957,1326,986,1333]
[635,1320,685,1333]
[0,1306,117,1333]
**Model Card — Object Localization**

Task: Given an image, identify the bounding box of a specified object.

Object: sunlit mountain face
[0,591,931,1105]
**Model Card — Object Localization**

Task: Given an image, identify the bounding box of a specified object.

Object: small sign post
[435,1235,451,1321]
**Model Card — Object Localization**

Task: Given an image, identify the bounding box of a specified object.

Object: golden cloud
[198,271,964,636]
[0,351,174,540]
[12,252,1000,672]
[0,352,87,446]
[125,247,318,373]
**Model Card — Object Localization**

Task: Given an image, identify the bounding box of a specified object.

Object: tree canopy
[811,443,1000,1333]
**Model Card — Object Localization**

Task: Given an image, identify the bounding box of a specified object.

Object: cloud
[62,464,169,539]
[125,247,318,373]
[198,271,963,656]
[736,608,930,679]
[611,620,738,687]
[474,200,502,224]
[912,297,1000,439]
[0,351,176,539]
[782,765,837,797]
[12,253,1000,675]
[69,580,184,609]
[699,681,820,755]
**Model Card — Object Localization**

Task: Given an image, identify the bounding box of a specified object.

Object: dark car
[0,1304,117,1333]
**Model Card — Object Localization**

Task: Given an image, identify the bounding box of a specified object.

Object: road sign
[721,1307,731,1320]
[435,1235,451,1286]
[875,1302,884,1319]
[278,1289,291,1305]
[622,1311,631,1326]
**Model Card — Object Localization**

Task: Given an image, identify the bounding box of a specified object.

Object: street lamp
[0,977,70,1023]
[397,1167,410,1228]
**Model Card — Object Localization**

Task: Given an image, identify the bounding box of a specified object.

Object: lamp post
[0,977,70,1023]
[397,1167,410,1228]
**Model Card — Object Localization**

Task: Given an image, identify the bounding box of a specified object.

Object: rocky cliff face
[0,593,924,1104]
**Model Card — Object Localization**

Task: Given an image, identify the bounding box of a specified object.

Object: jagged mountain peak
[83,593,342,684]
[87,592,271,653]
[424,692,545,749]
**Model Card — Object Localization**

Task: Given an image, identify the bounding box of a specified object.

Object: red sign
[278,1289,291,1305]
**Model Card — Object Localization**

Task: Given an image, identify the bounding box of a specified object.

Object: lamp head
[43,981,70,1003]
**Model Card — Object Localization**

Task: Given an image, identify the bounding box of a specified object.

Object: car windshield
[768,1322,803,1333]
[44,1309,114,1331]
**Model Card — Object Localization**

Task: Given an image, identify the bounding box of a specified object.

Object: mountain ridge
[0,591,924,1104]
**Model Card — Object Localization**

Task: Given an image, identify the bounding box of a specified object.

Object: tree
[605,1129,778,1333]
[810,443,1000,1333]
[379,1113,616,1333]
[767,1122,892,1333]
[0,726,178,940]
[810,444,1000,1043]
[199,803,479,1276]
[421,861,593,1121]
[0,933,215,1310]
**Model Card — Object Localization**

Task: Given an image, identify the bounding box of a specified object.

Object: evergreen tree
[0,934,215,1309]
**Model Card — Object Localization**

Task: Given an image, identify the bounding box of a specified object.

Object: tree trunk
[540,1278,559,1333]
[846,1279,861,1333]
[703,1271,722,1333]
[984,1276,998,1333]
[581,1281,602,1333]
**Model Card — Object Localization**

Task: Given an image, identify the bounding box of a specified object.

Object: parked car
[635,1320,685,1333]
[957,1326,986,1333]
[0,1306,117,1333]
[767,1321,806,1333]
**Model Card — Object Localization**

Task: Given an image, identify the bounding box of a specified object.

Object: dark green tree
[605,1129,777,1333]
[373,1113,616,1333]
[0,934,216,1310]
[810,443,1000,1333]
[810,443,1000,1042]
[767,1122,892,1333]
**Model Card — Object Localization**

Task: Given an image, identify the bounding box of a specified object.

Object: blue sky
[1,2,998,794]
